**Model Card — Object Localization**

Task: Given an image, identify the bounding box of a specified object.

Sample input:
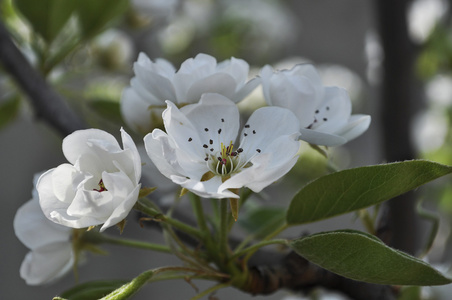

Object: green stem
[219,198,229,259]
[189,283,231,300]
[230,239,288,261]
[242,223,288,264]
[189,193,209,233]
[134,199,203,240]
[100,235,171,253]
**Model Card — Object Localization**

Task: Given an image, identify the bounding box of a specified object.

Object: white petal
[62,129,120,165]
[120,127,141,184]
[181,93,240,148]
[336,114,371,142]
[310,87,351,133]
[101,183,141,231]
[134,62,178,102]
[171,174,238,199]
[38,168,74,222]
[20,242,73,285]
[185,73,237,102]
[120,87,154,134]
[14,198,70,250]
[220,134,300,193]
[299,128,347,146]
[217,57,249,86]
[239,106,300,158]
[162,101,206,159]
[231,77,261,103]
[261,70,320,127]
[144,129,187,179]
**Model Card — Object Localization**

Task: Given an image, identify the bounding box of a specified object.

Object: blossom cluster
[15,53,370,285]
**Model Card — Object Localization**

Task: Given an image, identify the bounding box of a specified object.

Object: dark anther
[204,157,209,161]
[326,106,330,110]
[221,118,225,122]
[218,129,222,134]
[210,148,214,152]
[204,128,209,132]
[315,110,319,114]
[203,144,208,148]
[323,118,328,121]
[244,133,248,137]
[253,130,256,134]
[256,149,261,153]
[237,148,243,153]
[218,157,222,161]
[245,124,250,128]
[209,139,213,144]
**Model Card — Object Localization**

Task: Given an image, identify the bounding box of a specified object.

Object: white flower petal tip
[38,128,141,231]
[144,93,301,199]
[260,64,371,146]
[121,53,258,133]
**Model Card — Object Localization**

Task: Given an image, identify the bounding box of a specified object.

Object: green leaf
[286,160,452,225]
[238,206,286,239]
[290,230,452,286]
[100,270,154,300]
[75,0,129,39]
[59,280,128,300]
[13,0,77,43]
[88,99,122,124]
[0,95,20,130]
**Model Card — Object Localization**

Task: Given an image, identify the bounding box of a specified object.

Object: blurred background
[2,0,452,299]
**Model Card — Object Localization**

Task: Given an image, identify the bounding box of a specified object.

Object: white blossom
[14,177,74,285]
[260,64,370,146]
[144,93,300,199]
[38,128,141,232]
[121,53,259,134]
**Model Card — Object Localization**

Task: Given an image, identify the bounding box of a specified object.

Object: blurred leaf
[13,0,77,43]
[59,280,128,300]
[75,0,129,39]
[0,95,20,130]
[290,230,452,285]
[88,99,122,124]
[286,160,452,225]
[238,205,286,239]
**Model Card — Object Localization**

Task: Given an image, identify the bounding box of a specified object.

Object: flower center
[93,179,107,192]
[206,141,244,176]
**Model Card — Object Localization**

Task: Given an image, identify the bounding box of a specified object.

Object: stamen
[203,144,208,148]
[245,124,250,128]
[204,128,209,132]
[256,149,261,153]
[188,137,193,142]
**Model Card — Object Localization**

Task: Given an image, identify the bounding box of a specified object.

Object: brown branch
[0,20,85,136]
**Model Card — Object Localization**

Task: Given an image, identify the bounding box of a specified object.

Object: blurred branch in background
[376,0,422,255]
[0,20,85,136]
